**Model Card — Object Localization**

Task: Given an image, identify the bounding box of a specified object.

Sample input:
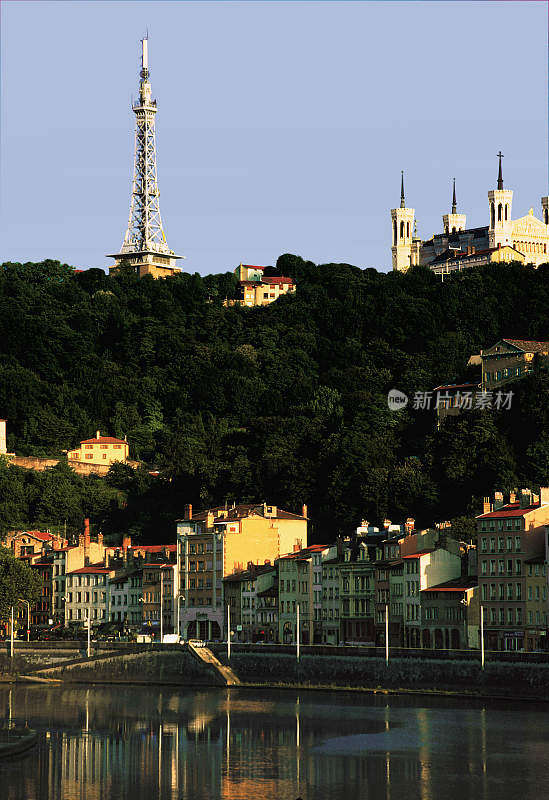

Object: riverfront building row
[5,488,548,652]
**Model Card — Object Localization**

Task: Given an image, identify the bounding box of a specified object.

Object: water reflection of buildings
[1,686,517,800]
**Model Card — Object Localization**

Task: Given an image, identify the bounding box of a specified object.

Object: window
[498,537,504,551]
[481,561,487,575]
[515,560,521,575]
[499,608,505,625]
[481,584,488,601]
[506,583,513,600]
[481,538,488,552]
[507,536,513,551]
[515,536,521,553]
[507,608,513,625]
[490,560,496,575]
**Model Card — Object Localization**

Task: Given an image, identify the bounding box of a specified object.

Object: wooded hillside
[1,256,549,542]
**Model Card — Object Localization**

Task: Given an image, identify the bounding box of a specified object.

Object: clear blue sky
[1,1,547,274]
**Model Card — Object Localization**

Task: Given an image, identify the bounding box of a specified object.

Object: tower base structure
[107,249,182,279]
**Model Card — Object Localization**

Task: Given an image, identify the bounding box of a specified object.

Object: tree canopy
[1,256,549,541]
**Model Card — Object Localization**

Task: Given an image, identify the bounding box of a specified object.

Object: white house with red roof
[67,430,130,467]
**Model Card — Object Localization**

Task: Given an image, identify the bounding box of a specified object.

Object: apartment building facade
[477,488,549,651]
[177,502,307,640]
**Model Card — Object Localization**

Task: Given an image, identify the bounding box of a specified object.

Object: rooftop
[177,503,306,524]
[477,502,542,520]
[499,339,549,353]
[422,576,478,592]
[79,435,127,445]
[223,564,275,582]
[69,563,113,575]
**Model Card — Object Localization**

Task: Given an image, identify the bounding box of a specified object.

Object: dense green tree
[0,546,41,620]
[0,256,548,542]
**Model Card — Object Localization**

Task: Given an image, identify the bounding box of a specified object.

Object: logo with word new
[388,389,408,411]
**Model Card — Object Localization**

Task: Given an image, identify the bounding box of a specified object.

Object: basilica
[391,155,549,274]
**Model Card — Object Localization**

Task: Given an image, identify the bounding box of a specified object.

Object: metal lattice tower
[108,37,181,278]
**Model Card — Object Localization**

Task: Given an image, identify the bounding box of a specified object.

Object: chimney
[520,488,532,509]
[293,543,300,552]
[206,511,214,530]
[164,547,170,561]
[96,430,100,439]
[97,532,103,548]
[383,519,391,530]
[183,503,192,520]
[509,490,516,504]
[493,491,504,511]
[404,517,415,535]
[540,487,549,506]
[122,534,131,552]
[302,503,308,519]
[360,519,369,529]
[482,497,491,514]
[83,518,90,565]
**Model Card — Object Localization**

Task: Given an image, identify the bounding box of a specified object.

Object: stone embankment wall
[211,649,549,699]
[34,649,219,685]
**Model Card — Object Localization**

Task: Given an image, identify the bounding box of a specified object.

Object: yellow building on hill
[68,431,129,466]
[226,264,296,307]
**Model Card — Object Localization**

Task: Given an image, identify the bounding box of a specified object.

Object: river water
[1,685,548,799]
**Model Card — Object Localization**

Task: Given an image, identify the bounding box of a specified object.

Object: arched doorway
[434,629,443,649]
[451,628,461,649]
[422,629,431,649]
[211,621,221,641]
[186,621,198,639]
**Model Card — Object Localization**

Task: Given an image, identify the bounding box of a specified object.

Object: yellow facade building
[226,264,296,308]
[176,502,307,639]
[67,431,129,466]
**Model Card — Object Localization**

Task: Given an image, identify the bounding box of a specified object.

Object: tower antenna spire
[497,151,504,190]
[400,170,405,208]
[452,178,457,214]
[107,37,182,278]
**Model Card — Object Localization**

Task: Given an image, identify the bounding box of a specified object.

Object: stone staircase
[188,644,240,686]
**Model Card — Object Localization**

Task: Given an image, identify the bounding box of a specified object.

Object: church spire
[452,178,457,214]
[497,151,504,190]
[400,170,405,208]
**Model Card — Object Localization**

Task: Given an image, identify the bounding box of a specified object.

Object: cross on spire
[497,151,504,190]
[452,178,457,214]
[400,170,405,208]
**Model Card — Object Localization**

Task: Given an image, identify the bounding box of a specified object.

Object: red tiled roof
[69,563,112,574]
[242,265,265,270]
[402,551,433,559]
[79,435,127,445]
[477,502,540,519]
[262,276,294,285]
[12,530,55,542]
[128,544,176,553]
